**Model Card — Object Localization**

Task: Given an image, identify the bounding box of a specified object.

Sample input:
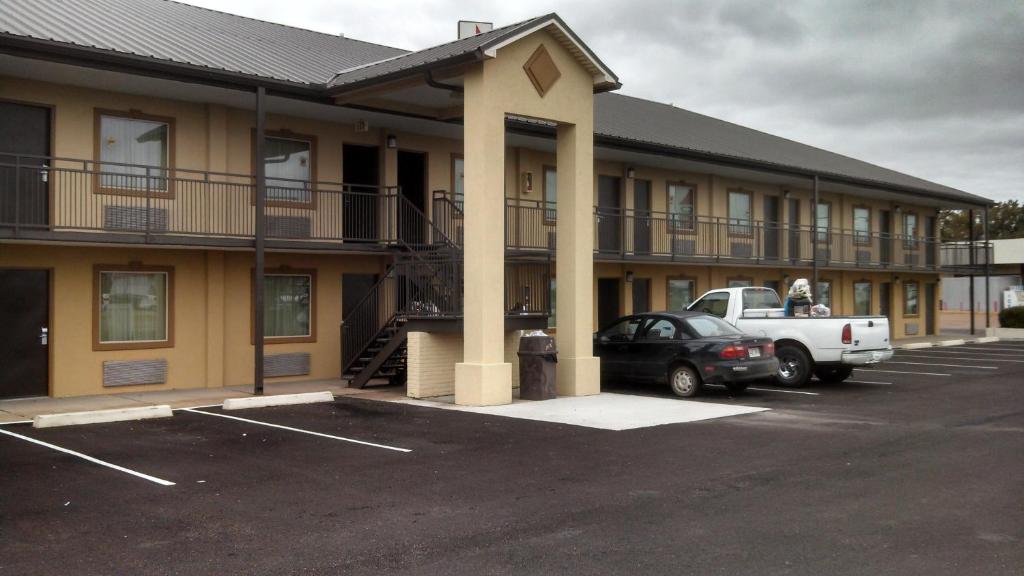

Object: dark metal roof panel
[595,93,990,204]
[0,0,407,85]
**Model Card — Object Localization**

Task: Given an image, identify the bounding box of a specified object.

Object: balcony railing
[0,154,416,249]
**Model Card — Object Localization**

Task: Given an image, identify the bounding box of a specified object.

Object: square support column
[454,67,512,406]
[555,122,600,396]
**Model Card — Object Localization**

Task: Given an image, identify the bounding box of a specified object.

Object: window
[728,277,753,288]
[904,281,919,316]
[816,281,833,309]
[728,190,752,235]
[742,288,782,311]
[854,207,871,244]
[548,277,556,329]
[667,182,695,231]
[600,316,643,342]
[641,318,677,340]
[667,278,696,310]
[816,202,831,242]
[97,111,172,194]
[854,282,872,316]
[262,133,315,204]
[903,213,918,248]
[543,166,557,222]
[452,155,464,198]
[690,292,730,318]
[685,316,742,338]
[95,267,172,350]
[263,272,315,341]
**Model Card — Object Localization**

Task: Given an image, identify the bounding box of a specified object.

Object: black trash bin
[518,332,557,400]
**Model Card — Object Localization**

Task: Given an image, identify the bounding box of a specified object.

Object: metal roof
[326,13,619,92]
[593,93,990,205]
[0,0,406,85]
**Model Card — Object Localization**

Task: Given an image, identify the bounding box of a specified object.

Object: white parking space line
[855,369,951,377]
[896,354,1024,363]
[181,408,411,453]
[0,427,175,486]
[952,346,1024,353]
[0,420,34,426]
[745,387,820,396]
[844,380,893,385]
[886,361,998,370]
[899,350,1024,358]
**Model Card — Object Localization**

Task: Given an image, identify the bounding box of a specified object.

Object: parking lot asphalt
[1,341,1022,575]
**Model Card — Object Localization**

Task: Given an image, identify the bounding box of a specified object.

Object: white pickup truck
[687,287,893,387]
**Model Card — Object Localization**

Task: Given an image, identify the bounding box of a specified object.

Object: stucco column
[454,66,512,406]
[555,122,600,396]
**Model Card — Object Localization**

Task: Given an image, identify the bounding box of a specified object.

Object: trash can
[518,331,557,400]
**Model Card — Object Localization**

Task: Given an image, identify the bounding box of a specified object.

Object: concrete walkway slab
[386,393,769,431]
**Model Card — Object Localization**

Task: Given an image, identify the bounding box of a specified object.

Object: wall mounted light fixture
[386,134,397,149]
[626,167,636,179]
[625,271,635,283]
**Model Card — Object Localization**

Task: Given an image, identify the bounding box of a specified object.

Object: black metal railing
[940,242,994,273]
[0,153,402,246]
[431,190,464,247]
[505,197,556,252]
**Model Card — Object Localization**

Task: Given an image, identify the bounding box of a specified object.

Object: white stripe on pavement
[181,408,411,453]
[0,427,175,486]
[899,350,1024,358]
[886,361,997,370]
[844,380,893,385]
[746,387,820,396]
[952,346,1024,353]
[855,369,951,376]
[896,353,1024,363]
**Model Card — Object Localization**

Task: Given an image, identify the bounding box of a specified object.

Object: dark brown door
[633,179,651,255]
[879,281,892,339]
[787,198,801,262]
[632,278,651,314]
[597,278,620,330]
[397,150,427,245]
[764,196,781,260]
[925,216,937,268]
[341,273,378,369]
[925,283,936,335]
[0,101,50,228]
[0,269,49,398]
[597,176,621,253]
[342,144,379,241]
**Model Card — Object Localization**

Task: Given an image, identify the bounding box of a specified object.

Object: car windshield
[685,315,743,338]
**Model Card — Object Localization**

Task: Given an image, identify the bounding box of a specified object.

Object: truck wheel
[725,382,750,394]
[814,366,854,383]
[775,345,812,388]
[669,365,701,397]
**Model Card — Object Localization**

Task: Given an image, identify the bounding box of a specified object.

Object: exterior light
[625,271,634,283]
[626,167,636,179]
[386,134,397,149]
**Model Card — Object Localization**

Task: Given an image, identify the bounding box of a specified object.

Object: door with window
[633,179,652,255]
[342,144,380,241]
[0,102,51,228]
[0,269,49,398]
[787,198,801,261]
[597,176,621,253]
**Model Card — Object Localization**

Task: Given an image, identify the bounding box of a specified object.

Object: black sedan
[593,311,778,397]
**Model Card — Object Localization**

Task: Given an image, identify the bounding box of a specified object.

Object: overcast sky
[188,0,1023,202]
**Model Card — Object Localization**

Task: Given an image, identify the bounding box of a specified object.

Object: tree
[939,200,1024,241]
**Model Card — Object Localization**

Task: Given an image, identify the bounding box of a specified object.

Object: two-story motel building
[0,1,992,403]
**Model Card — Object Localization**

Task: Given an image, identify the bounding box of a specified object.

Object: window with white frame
[816,202,831,242]
[854,207,871,244]
[903,213,918,248]
[543,166,557,222]
[667,277,696,310]
[816,280,833,309]
[728,190,751,235]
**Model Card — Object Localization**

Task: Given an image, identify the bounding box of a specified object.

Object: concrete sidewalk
[0,379,367,423]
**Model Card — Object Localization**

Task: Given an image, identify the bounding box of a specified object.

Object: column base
[556,356,601,397]
[454,362,512,406]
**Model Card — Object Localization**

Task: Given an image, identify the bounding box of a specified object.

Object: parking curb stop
[223,391,335,411]
[33,405,174,429]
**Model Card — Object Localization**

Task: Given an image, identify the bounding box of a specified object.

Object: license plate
[748,347,761,358]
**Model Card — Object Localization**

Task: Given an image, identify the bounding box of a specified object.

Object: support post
[254,86,266,395]
[983,205,991,329]
[968,208,975,336]
[811,175,819,298]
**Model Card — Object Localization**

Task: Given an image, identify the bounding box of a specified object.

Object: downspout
[968,209,975,336]
[812,175,819,302]
[254,86,267,395]
[425,69,464,93]
[983,205,991,330]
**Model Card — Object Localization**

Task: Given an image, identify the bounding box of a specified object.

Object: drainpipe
[811,175,819,300]
[983,205,991,330]
[968,209,975,336]
[254,86,266,395]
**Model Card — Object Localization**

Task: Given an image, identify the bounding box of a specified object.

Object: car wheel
[814,366,854,383]
[724,382,750,394]
[669,365,700,397]
[775,345,812,388]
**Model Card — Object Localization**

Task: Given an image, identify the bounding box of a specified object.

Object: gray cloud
[188,0,1023,201]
